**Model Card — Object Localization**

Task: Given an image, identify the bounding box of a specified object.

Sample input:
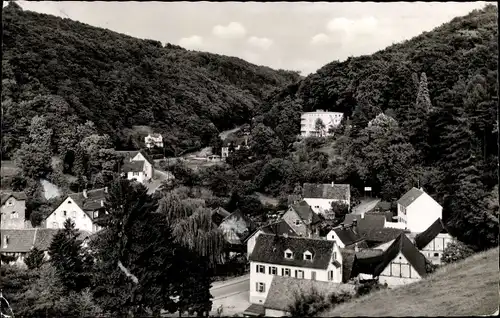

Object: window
[67,200,72,204]
[7,199,14,206]
[133,172,139,176]
[304,251,313,261]
[269,266,277,275]
[256,282,265,293]
[285,252,293,259]
[328,270,334,281]
[282,268,291,276]
[63,211,67,217]
[295,220,301,226]
[256,265,265,273]
[333,252,337,260]
[10,211,18,219]
[295,270,304,279]
[434,252,439,257]
[315,205,319,209]
[311,271,316,280]
[52,222,58,228]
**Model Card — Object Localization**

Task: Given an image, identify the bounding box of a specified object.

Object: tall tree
[24,247,45,270]
[315,118,326,137]
[48,219,92,292]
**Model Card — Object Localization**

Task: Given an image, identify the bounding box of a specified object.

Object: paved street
[352,198,381,215]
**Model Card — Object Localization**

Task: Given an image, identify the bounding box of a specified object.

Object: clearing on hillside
[322,247,499,317]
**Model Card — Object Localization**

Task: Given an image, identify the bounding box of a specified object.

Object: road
[351,198,381,215]
[211,274,249,300]
[219,126,241,140]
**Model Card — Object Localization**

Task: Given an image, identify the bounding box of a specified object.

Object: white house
[244,220,298,258]
[326,224,365,249]
[248,233,343,305]
[302,182,351,217]
[221,137,249,161]
[118,150,155,184]
[372,233,429,287]
[1,192,29,230]
[44,188,108,233]
[397,187,443,233]
[413,218,455,265]
[300,110,344,137]
[144,133,163,149]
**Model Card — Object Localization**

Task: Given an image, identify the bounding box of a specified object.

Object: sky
[12,1,493,75]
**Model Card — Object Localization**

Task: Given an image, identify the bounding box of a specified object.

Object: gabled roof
[1,192,27,205]
[249,233,335,269]
[330,226,364,246]
[121,160,145,173]
[264,276,355,312]
[0,228,91,253]
[46,188,107,221]
[116,150,154,165]
[414,218,449,250]
[243,220,298,244]
[302,183,350,201]
[373,233,428,277]
[219,210,258,244]
[342,214,407,244]
[290,200,322,225]
[397,187,424,207]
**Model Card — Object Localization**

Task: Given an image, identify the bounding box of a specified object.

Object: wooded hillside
[1,3,301,158]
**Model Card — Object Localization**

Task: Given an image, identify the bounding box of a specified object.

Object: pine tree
[24,247,45,270]
[48,219,92,292]
[73,145,86,177]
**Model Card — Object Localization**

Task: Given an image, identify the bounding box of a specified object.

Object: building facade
[302,183,351,217]
[144,133,163,149]
[1,192,28,230]
[300,110,343,137]
[397,187,443,233]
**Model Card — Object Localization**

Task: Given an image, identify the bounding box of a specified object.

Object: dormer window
[303,250,313,261]
[284,249,293,259]
[294,220,301,226]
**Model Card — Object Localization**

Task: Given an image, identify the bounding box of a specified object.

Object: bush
[441,241,475,264]
[355,280,387,297]
[288,288,330,317]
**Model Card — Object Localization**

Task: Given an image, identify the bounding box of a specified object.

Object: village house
[0,228,91,267]
[343,214,407,248]
[1,192,29,230]
[117,150,155,184]
[281,200,323,238]
[350,233,429,287]
[326,222,366,249]
[397,187,443,233]
[144,133,164,149]
[44,188,108,233]
[300,110,344,137]
[413,218,455,265]
[244,275,355,317]
[244,220,298,258]
[302,182,351,218]
[221,136,250,161]
[219,210,258,257]
[247,233,344,308]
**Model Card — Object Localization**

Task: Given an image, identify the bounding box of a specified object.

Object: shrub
[441,241,475,264]
[355,280,387,297]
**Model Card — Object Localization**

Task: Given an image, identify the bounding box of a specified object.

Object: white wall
[249,253,341,304]
[378,252,421,287]
[246,230,263,258]
[405,193,442,233]
[127,171,146,184]
[326,230,346,248]
[304,198,350,217]
[420,233,455,265]
[132,152,154,180]
[46,197,93,232]
[384,221,407,230]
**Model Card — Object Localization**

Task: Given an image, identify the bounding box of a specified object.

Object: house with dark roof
[343,214,409,248]
[248,233,343,305]
[397,187,443,233]
[117,150,155,184]
[244,220,299,258]
[372,233,430,287]
[0,228,91,267]
[1,191,28,230]
[413,218,455,265]
[219,210,258,254]
[211,207,231,226]
[326,224,365,249]
[244,275,355,317]
[281,200,323,238]
[302,182,351,218]
[44,188,108,233]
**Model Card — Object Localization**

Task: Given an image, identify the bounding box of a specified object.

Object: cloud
[326,16,378,36]
[212,22,247,39]
[310,33,331,46]
[247,36,273,50]
[178,35,203,49]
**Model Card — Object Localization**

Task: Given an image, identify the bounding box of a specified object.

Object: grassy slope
[323,247,499,317]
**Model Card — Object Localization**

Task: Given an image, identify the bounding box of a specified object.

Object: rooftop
[0,228,91,253]
[397,187,424,207]
[249,233,335,270]
[121,160,145,173]
[1,191,27,205]
[414,218,449,250]
[302,183,350,201]
[291,200,322,225]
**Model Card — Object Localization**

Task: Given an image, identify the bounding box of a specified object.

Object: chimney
[354,242,359,253]
[104,187,108,193]
[101,200,104,207]
[83,189,88,199]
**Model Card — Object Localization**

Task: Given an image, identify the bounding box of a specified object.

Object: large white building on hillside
[300,110,343,137]
[397,187,443,233]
